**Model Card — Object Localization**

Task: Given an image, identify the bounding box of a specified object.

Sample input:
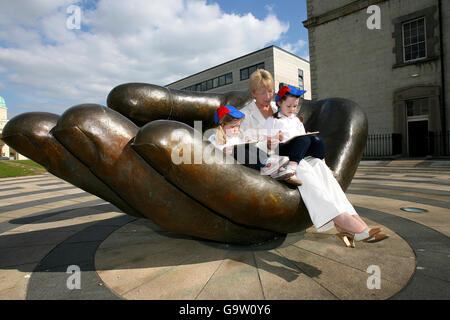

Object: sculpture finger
[106,83,252,129]
[52,104,279,244]
[133,120,313,234]
[1,112,142,218]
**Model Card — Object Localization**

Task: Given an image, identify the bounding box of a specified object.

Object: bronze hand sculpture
[2,83,367,245]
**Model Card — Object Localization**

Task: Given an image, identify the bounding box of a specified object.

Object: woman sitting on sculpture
[238,69,388,247]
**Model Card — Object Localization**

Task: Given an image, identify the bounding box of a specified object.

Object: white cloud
[280,39,307,55]
[0,0,289,114]
[0,0,73,26]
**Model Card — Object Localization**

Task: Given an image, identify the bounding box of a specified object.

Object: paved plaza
[0,160,448,300]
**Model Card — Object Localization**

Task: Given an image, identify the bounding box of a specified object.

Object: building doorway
[394,86,441,157]
[406,97,430,157]
[408,119,429,156]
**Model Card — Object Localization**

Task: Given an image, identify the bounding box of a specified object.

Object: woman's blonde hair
[214,114,243,145]
[249,69,274,93]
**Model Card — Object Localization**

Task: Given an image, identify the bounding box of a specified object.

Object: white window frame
[406,97,429,118]
[298,69,304,91]
[402,17,427,63]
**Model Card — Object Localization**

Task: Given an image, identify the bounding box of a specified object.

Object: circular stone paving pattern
[95,217,416,300]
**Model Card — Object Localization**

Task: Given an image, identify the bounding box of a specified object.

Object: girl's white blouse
[208,133,243,151]
[264,113,306,143]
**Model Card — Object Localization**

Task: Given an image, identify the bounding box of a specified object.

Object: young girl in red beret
[265,85,327,182]
[208,105,289,176]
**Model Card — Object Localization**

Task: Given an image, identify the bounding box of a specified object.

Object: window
[403,17,426,62]
[218,75,225,86]
[248,65,257,77]
[406,98,428,117]
[240,68,249,81]
[298,69,304,90]
[392,6,437,67]
[182,72,234,92]
[240,62,265,81]
[225,73,233,85]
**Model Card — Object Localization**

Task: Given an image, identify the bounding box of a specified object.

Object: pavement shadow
[7,203,117,225]
[0,215,321,285]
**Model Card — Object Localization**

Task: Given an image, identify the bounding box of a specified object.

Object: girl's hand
[223,146,233,154]
[278,131,284,142]
[266,135,280,150]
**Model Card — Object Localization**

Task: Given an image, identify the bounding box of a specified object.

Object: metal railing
[430,131,450,156]
[363,133,402,157]
[363,131,449,157]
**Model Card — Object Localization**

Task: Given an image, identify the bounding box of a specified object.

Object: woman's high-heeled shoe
[355,227,382,241]
[363,233,389,243]
[336,233,355,248]
[354,228,389,243]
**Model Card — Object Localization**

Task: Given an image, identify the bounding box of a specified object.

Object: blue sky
[0,0,309,119]
[213,0,309,54]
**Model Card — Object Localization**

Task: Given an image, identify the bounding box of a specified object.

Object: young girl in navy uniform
[265,85,327,182]
[208,105,289,175]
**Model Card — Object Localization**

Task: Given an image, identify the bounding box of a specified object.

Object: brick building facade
[303,0,449,157]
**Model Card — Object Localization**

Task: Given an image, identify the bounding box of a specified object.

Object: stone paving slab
[94,217,415,300]
[254,250,337,300]
[0,263,36,299]
[0,160,448,300]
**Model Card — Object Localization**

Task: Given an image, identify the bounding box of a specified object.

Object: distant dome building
[0,96,10,159]
[0,96,27,160]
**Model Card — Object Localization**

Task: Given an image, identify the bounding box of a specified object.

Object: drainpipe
[438,0,447,154]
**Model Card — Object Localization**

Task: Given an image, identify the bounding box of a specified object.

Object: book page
[232,140,258,146]
[283,131,320,143]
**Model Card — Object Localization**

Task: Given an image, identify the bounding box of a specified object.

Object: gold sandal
[363,233,389,243]
[358,228,382,241]
[336,233,355,248]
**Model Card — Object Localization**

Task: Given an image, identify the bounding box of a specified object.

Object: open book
[283,131,320,143]
[232,140,259,146]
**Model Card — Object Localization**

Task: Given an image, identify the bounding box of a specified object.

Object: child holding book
[208,105,289,175]
[265,85,326,180]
